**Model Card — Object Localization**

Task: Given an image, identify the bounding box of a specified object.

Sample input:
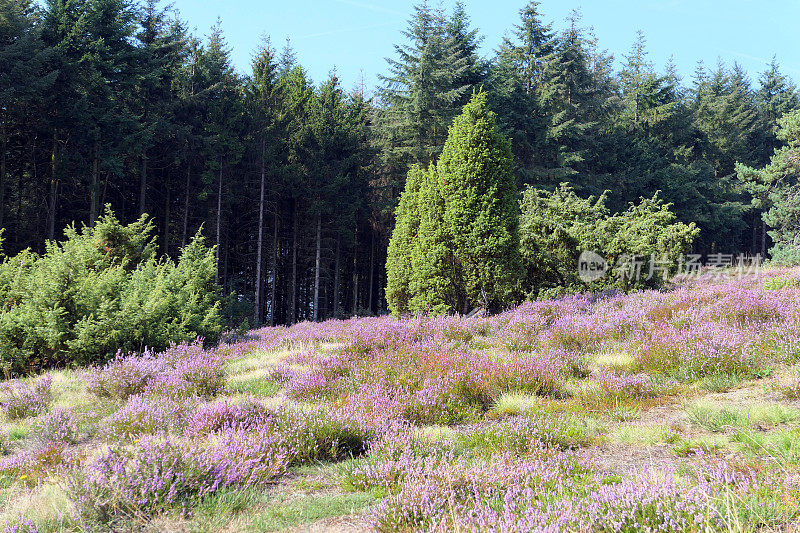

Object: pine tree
[743,110,800,262]
[246,39,285,324]
[496,1,553,96]
[196,22,245,282]
[134,0,189,218]
[618,31,675,132]
[537,11,606,180]
[0,0,55,232]
[445,2,486,105]
[691,60,759,175]
[756,58,799,162]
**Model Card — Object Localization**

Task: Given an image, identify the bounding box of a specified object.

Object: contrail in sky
[332,0,406,17]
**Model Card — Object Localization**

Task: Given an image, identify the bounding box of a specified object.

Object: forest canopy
[1,0,799,326]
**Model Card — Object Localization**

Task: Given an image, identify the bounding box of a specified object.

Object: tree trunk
[368,229,375,314]
[313,214,322,321]
[182,159,191,248]
[215,165,223,283]
[761,219,767,258]
[0,121,6,229]
[139,152,147,215]
[162,181,170,254]
[333,233,340,318]
[48,131,58,240]
[270,210,278,326]
[352,226,359,316]
[289,200,298,325]
[90,137,100,225]
[254,140,266,325]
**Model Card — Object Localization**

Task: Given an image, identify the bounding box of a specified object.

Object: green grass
[672,437,721,457]
[731,427,800,468]
[686,402,800,433]
[697,373,746,393]
[186,488,266,533]
[249,492,377,532]
[228,377,282,397]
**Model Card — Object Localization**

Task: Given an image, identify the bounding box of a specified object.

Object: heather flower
[101,395,187,440]
[0,375,52,420]
[32,408,80,444]
[73,431,293,520]
[85,350,163,399]
[595,369,672,400]
[2,519,38,533]
[143,354,226,399]
[0,440,72,487]
[185,397,275,437]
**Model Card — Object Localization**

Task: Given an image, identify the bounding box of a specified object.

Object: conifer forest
[2,1,800,531]
[2,0,799,326]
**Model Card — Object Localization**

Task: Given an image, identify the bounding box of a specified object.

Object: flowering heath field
[1,269,800,531]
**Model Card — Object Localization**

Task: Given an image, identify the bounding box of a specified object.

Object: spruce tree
[619,31,675,132]
[491,0,553,184]
[756,58,799,162]
[537,12,607,180]
[377,1,474,168]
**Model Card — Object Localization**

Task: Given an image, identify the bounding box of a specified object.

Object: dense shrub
[32,408,80,444]
[0,440,72,487]
[0,208,222,375]
[0,375,52,419]
[101,395,188,440]
[519,184,698,297]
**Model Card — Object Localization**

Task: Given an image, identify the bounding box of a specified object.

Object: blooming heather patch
[0,375,52,420]
[101,395,188,440]
[86,341,226,401]
[594,370,673,401]
[4,267,800,530]
[2,519,39,533]
[85,350,164,399]
[370,451,760,532]
[0,440,72,487]
[279,407,376,463]
[32,408,80,444]
[185,397,275,437]
[73,407,372,523]
[632,323,769,379]
[71,437,195,520]
[460,415,593,453]
[71,433,292,523]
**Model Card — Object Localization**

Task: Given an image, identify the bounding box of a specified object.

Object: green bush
[764,275,800,290]
[0,207,222,375]
[519,184,699,297]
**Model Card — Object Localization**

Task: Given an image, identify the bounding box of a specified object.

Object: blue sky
[169,0,800,94]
